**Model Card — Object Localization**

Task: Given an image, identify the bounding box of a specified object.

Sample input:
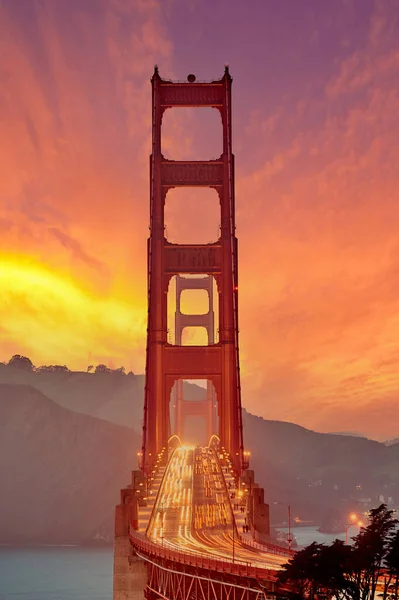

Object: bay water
[0,547,112,600]
[0,527,357,599]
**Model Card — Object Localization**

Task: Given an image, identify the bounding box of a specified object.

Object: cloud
[1,0,399,438]
[48,227,108,274]
[234,0,399,438]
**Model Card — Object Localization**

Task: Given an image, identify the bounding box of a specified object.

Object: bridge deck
[131,445,291,581]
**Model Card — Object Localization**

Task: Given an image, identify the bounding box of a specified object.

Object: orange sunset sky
[1,0,399,440]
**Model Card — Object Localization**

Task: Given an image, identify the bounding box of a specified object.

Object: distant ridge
[328,431,370,439]
[385,437,399,446]
[1,379,398,544]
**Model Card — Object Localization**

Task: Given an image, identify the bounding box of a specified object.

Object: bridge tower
[174,275,216,443]
[141,66,245,474]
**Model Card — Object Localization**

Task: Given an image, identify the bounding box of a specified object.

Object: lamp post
[345,513,363,545]
[131,473,143,531]
[159,499,166,547]
[232,514,235,563]
[274,502,292,551]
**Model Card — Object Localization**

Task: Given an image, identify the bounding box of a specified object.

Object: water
[278,525,362,547]
[0,547,113,600]
[0,528,361,598]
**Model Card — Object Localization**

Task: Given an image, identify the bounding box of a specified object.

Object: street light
[232,514,235,563]
[131,473,143,531]
[159,499,166,547]
[345,513,362,544]
[274,502,292,551]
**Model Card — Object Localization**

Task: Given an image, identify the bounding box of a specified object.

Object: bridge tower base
[113,502,147,600]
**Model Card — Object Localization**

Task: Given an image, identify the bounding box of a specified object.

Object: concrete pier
[113,495,147,599]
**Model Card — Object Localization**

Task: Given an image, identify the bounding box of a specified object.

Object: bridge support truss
[142,66,245,474]
[142,554,275,600]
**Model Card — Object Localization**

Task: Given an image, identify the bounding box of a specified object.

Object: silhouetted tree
[316,540,357,600]
[279,540,357,600]
[383,530,399,600]
[278,505,398,600]
[94,364,111,374]
[94,364,126,375]
[278,542,321,599]
[36,365,69,373]
[8,355,34,371]
[347,504,397,600]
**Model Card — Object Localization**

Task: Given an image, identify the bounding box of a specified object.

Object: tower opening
[164,187,220,245]
[167,275,219,345]
[169,378,217,446]
[162,107,222,161]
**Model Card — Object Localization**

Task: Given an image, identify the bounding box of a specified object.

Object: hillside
[0,368,398,542]
[244,413,399,522]
[0,364,204,433]
[0,383,139,545]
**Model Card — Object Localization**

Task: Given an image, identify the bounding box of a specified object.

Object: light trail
[146,444,288,570]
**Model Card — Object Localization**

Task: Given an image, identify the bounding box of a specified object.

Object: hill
[0,383,139,545]
[0,366,398,542]
[0,364,204,433]
[244,413,399,523]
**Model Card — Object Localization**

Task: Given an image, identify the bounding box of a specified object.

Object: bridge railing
[145,447,178,536]
[239,535,296,558]
[130,529,279,581]
[212,448,293,559]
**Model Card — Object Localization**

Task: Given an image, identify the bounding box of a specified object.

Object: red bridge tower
[141,66,245,473]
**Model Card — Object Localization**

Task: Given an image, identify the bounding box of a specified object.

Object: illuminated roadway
[146,445,287,571]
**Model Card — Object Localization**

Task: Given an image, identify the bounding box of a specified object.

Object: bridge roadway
[145,445,287,572]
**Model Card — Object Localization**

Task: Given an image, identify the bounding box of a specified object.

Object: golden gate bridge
[113,66,293,600]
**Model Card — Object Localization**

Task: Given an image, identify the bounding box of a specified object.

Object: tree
[277,505,398,600]
[383,530,399,600]
[278,540,357,600]
[36,365,70,373]
[278,542,322,599]
[8,355,34,371]
[94,364,126,375]
[316,540,357,600]
[350,504,398,600]
[94,364,111,374]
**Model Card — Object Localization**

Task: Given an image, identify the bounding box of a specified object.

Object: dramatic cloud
[1,0,398,439]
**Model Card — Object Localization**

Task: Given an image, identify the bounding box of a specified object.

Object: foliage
[8,355,34,370]
[94,364,111,374]
[349,504,398,600]
[278,541,355,600]
[3,356,130,375]
[36,365,70,373]
[382,530,399,600]
[277,504,398,600]
[94,364,126,375]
